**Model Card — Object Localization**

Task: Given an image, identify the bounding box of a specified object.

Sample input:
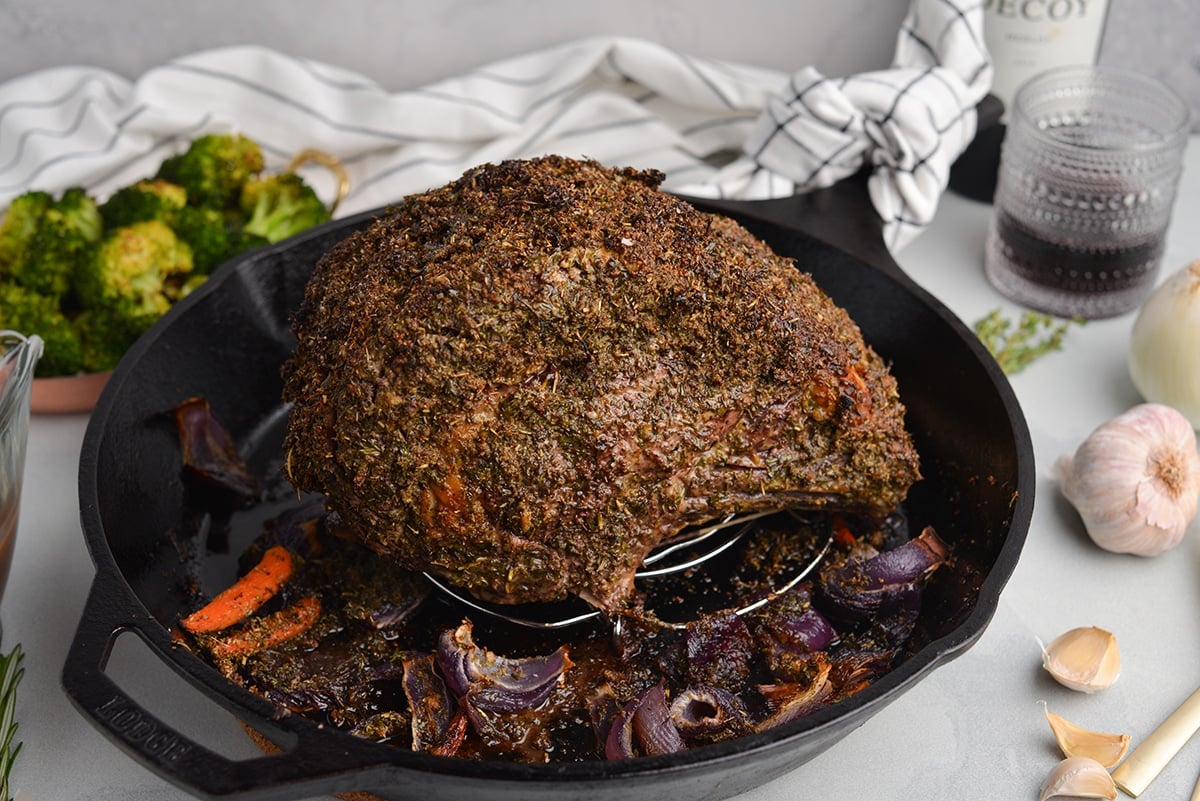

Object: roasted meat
[282,156,920,611]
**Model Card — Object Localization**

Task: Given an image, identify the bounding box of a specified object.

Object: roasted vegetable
[0,133,335,377]
[2,187,101,299]
[0,283,83,377]
[71,307,154,373]
[98,179,187,229]
[0,190,52,269]
[76,220,194,319]
[180,545,295,634]
[157,133,264,209]
[240,173,330,244]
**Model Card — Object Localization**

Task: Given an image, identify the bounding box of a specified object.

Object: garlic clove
[1042,627,1121,693]
[1056,403,1200,557]
[1039,756,1118,801]
[1044,706,1131,767]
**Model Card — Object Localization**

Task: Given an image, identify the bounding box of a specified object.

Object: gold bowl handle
[287,148,350,215]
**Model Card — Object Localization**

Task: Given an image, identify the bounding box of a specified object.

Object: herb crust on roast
[282,156,920,611]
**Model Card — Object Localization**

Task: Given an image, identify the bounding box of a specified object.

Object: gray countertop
[7,137,1200,800]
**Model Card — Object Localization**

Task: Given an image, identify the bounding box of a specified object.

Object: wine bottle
[949,0,1112,202]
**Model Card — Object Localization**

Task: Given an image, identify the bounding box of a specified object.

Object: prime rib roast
[281,156,920,612]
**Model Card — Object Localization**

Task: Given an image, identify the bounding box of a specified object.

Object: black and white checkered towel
[0,0,989,251]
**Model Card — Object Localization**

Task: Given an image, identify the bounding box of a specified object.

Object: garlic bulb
[1043,706,1130,767]
[1129,260,1200,428]
[1039,756,1117,801]
[1042,626,1121,693]
[1056,403,1200,556]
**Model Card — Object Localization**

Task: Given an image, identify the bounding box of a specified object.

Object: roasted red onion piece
[341,568,431,633]
[261,498,326,558]
[819,526,949,619]
[686,611,755,690]
[402,654,460,754]
[669,685,753,744]
[605,700,639,760]
[436,621,571,714]
[632,683,686,756]
[587,684,622,751]
[429,714,469,758]
[752,585,838,652]
[604,684,687,759]
[829,649,895,698]
[365,587,430,631]
[752,587,839,683]
[755,658,834,731]
[172,396,260,500]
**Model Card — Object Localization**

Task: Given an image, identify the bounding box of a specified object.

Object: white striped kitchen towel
[0,0,989,251]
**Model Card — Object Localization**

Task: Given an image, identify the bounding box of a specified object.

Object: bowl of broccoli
[0,133,339,413]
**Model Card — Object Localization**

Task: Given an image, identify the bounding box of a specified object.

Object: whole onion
[1129,260,1200,428]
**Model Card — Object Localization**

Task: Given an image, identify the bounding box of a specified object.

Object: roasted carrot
[208,595,321,660]
[831,514,857,548]
[180,545,294,633]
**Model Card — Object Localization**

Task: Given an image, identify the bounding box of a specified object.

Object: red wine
[986,212,1163,318]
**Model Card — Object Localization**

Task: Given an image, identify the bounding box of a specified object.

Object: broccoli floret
[169,206,239,275]
[77,220,194,318]
[50,187,103,241]
[72,307,157,373]
[240,173,331,244]
[8,187,102,299]
[0,190,53,269]
[0,282,83,377]
[157,133,264,209]
[100,179,187,229]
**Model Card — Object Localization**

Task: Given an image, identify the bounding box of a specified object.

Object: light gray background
[0,0,911,88]
[0,0,1196,126]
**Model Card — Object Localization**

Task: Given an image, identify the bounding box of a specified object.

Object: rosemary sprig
[0,644,23,801]
[972,308,1083,375]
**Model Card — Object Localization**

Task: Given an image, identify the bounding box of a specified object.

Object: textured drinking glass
[985,66,1191,318]
[0,331,42,633]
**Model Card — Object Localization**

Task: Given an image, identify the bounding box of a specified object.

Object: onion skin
[755,658,834,731]
[669,685,753,744]
[435,621,572,713]
[631,683,686,756]
[605,701,639,760]
[403,654,459,754]
[603,684,688,758]
[173,396,260,500]
[819,526,949,619]
[752,586,838,654]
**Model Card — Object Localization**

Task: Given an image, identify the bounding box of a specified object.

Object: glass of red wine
[985,65,1190,319]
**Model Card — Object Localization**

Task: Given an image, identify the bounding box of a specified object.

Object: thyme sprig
[0,644,23,801]
[973,308,1083,375]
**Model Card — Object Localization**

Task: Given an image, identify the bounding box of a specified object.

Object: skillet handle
[61,573,393,800]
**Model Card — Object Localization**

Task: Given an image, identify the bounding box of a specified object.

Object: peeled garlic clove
[1039,756,1117,801]
[1042,627,1120,693]
[1044,706,1130,767]
[1056,403,1200,557]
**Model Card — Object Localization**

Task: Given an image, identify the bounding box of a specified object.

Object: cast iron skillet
[63,179,1034,801]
